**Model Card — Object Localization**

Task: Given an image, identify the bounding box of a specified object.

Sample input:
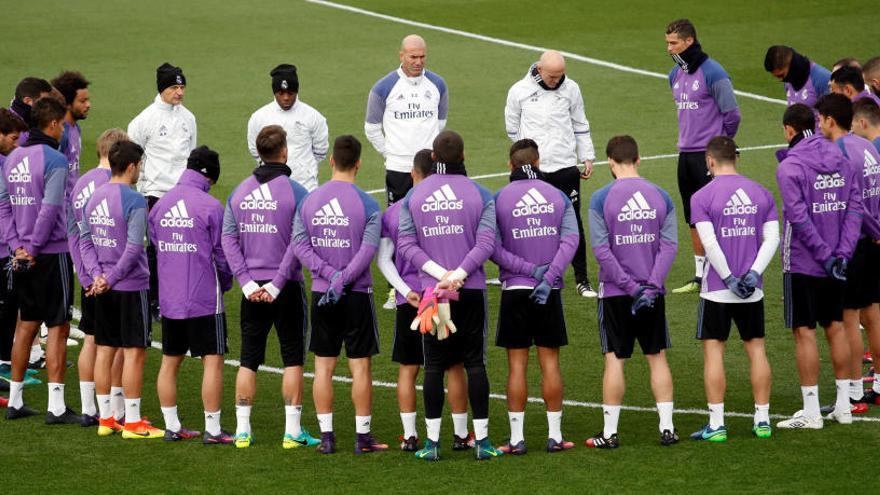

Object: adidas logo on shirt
[421,184,464,212]
[723,188,758,215]
[813,172,845,190]
[311,197,350,226]
[7,157,31,183]
[864,149,880,177]
[89,198,115,227]
[617,191,656,221]
[160,199,194,228]
[513,187,555,217]
[73,181,96,210]
[239,183,278,210]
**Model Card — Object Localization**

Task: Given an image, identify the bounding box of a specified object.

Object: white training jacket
[246,99,329,192]
[364,67,448,173]
[128,95,197,198]
[504,65,595,173]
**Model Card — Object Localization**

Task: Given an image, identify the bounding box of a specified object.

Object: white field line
[305,0,787,106]
[365,143,786,195]
[139,339,880,423]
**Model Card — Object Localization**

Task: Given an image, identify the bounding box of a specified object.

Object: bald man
[365,35,449,205]
[505,50,597,298]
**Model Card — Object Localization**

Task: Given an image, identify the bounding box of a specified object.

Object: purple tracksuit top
[588,177,678,298]
[690,175,778,292]
[59,121,82,201]
[292,179,380,293]
[837,134,880,241]
[398,173,496,290]
[80,183,149,291]
[382,200,420,305]
[222,171,309,290]
[669,59,741,152]
[149,170,233,319]
[0,141,69,256]
[67,167,111,286]
[777,134,863,276]
[492,172,578,289]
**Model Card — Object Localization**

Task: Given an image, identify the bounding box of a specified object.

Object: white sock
[708,402,724,429]
[124,398,141,424]
[285,405,302,436]
[547,410,563,443]
[355,415,371,434]
[451,412,468,438]
[754,403,770,425]
[79,381,96,416]
[161,405,181,432]
[111,387,125,420]
[426,417,441,442]
[235,405,252,435]
[97,394,111,419]
[657,402,674,432]
[8,381,24,409]
[0,359,9,366]
[602,404,620,437]
[874,376,880,394]
[47,382,65,416]
[400,411,417,439]
[204,410,221,436]
[317,412,333,433]
[695,256,706,279]
[29,344,42,362]
[835,379,850,412]
[850,379,864,401]
[801,385,820,418]
[508,411,525,444]
[473,418,488,441]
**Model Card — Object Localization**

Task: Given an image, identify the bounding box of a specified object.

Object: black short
[784,272,844,329]
[14,252,73,327]
[423,289,487,371]
[240,281,307,371]
[696,299,765,341]
[79,286,96,336]
[94,289,151,348]
[310,291,379,358]
[386,170,414,205]
[598,295,670,358]
[392,303,422,365]
[843,239,880,309]
[677,151,711,226]
[162,314,227,357]
[496,289,567,348]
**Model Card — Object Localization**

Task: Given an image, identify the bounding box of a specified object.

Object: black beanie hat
[271,64,299,93]
[187,145,220,183]
[157,63,186,93]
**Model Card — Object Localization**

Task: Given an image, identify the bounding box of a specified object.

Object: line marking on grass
[306,0,787,106]
[364,143,786,195]
[142,339,880,423]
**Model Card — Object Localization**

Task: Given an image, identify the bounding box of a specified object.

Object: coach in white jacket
[246,64,328,192]
[128,63,197,200]
[504,50,597,297]
[365,34,448,204]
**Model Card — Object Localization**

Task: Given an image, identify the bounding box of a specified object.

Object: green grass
[2,1,879,493]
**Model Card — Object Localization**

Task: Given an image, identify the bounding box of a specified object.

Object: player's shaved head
[412,148,434,180]
[509,139,540,168]
[538,50,565,73]
[706,136,738,164]
[854,98,880,127]
[432,130,464,164]
[400,34,426,51]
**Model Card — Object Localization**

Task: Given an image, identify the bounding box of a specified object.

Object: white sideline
[137,339,880,423]
[364,143,786,195]
[305,0,787,106]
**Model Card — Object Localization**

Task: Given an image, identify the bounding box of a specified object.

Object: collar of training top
[397,66,424,85]
[10,97,32,127]
[671,41,709,74]
[783,50,811,91]
[25,127,60,149]
[253,162,292,184]
[433,161,467,175]
[153,94,177,111]
[510,164,544,182]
